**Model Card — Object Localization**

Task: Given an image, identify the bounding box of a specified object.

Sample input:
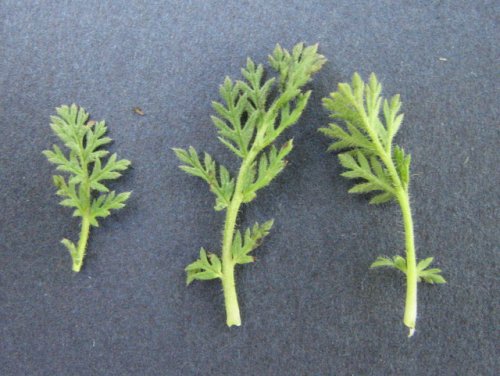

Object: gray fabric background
[0,1,498,375]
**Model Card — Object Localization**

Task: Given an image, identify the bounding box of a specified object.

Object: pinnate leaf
[90,191,131,226]
[242,141,293,202]
[173,147,234,210]
[321,73,411,196]
[371,255,446,284]
[185,248,223,285]
[44,104,131,267]
[231,220,274,265]
[338,151,395,202]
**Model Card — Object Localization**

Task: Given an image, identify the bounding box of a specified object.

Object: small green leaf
[45,105,131,271]
[61,238,77,259]
[393,146,411,188]
[392,256,407,273]
[371,255,407,273]
[231,220,274,265]
[369,192,393,205]
[242,141,293,201]
[417,259,446,284]
[174,147,234,210]
[417,257,434,271]
[90,191,131,225]
[370,256,395,268]
[185,248,223,285]
[338,151,396,203]
[348,182,379,194]
[420,273,446,284]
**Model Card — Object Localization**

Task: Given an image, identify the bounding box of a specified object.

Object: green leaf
[338,151,396,202]
[90,191,131,226]
[231,220,274,265]
[417,257,434,271]
[242,140,293,202]
[393,146,411,188]
[84,121,112,160]
[51,175,83,213]
[392,255,407,273]
[369,192,394,205]
[185,248,223,285]
[42,145,83,176]
[269,43,327,92]
[49,104,89,152]
[370,256,396,268]
[45,105,131,270]
[372,255,446,284]
[61,238,77,260]
[210,76,257,158]
[322,74,444,334]
[173,147,234,211]
[420,272,447,284]
[89,153,131,189]
[370,255,407,273]
[265,91,311,145]
[240,58,275,111]
[348,182,380,194]
[321,73,409,188]
[176,44,324,325]
[417,258,447,284]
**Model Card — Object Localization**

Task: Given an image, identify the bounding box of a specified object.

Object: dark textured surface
[0,1,498,375]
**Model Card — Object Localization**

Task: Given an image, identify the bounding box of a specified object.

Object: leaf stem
[360,99,419,334]
[73,140,92,273]
[220,108,277,326]
[397,188,417,336]
[72,215,90,272]
[221,149,258,326]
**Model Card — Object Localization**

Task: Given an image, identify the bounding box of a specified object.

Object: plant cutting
[174,43,326,326]
[44,105,131,272]
[320,73,445,336]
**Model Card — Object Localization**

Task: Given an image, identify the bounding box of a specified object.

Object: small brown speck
[133,107,145,116]
[86,120,96,127]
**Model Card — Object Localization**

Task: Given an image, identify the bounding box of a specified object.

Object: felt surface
[0,1,498,375]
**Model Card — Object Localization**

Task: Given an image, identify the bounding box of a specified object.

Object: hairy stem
[72,215,90,272]
[397,189,417,336]
[369,112,416,336]
[221,150,258,327]
[73,144,91,273]
[221,196,242,326]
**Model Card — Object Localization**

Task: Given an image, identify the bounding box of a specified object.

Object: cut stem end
[226,318,242,327]
[222,265,242,328]
[72,261,82,272]
[408,327,415,337]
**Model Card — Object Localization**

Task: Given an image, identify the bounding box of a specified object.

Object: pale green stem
[355,93,418,336]
[73,141,91,273]
[72,215,90,272]
[220,93,289,326]
[397,189,418,337]
[221,196,242,326]
[221,151,257,327]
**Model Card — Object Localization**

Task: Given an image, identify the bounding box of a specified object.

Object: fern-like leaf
[371,256,446,285]
[173,147,234,211]
[185,248,223,285]
[321,73,408,203]
[321,73,445,335]
[175,43,325,326]
[44,105,131,271]
[231,220,274,264]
